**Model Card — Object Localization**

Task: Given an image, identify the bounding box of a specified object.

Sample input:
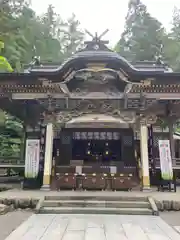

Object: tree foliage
[164,7,180,71]
[115,0,180,71]
[0,0,84,69]
[115,0,180,131]
[0,0,85,159]
[1,0,180,157]
[115,0,165,61]
[0,112,23,158]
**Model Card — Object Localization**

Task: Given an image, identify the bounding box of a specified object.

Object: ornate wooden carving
[66,71,126,96]
[135,113,157,128]
[55,100,136,126]
[146,115,158,125]
[74,99,117,114]
[139,92,146,110]
[38,98,67,111]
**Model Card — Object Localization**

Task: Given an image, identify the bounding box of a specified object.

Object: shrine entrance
[72,129,121,163]
[52,114,140,191]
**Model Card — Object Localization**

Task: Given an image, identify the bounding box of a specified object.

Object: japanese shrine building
[0,36,180,191]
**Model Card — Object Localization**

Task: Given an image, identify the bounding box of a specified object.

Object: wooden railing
[0,157,24,168]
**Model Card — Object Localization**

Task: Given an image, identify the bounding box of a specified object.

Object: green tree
[61,14,84,58]
[163,7,180,71]
[0,1,81,158]
[0,0,30,70]
[0,112,23,158]
[36,4,63,62]
[115,0,165,61]
[0,1,85,162]
[0,41,13,72]
[0,2,84,67]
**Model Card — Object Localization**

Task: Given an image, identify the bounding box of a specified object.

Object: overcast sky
[32,0,180,46]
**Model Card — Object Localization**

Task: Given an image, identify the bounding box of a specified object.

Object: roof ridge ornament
[85,29,109,44]
[83,29,110,51]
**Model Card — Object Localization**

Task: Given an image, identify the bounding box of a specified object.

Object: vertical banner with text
[25,139,40,178]
[158,139,173,180]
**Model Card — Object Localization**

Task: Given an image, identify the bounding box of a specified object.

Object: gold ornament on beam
[140,79,153,86]
[147,116,158,125]
[86,63,107,70]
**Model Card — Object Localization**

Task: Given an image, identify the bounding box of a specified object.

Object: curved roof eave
[29,50,138,74]
[29,50,176,76]
[0,51,180,82]
[28,52,180,82]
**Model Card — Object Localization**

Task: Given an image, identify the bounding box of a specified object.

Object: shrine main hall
[0,36,180,191]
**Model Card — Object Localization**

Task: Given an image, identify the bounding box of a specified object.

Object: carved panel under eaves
[66,71,126,97]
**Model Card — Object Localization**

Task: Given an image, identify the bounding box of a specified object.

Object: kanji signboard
[158,140,173,180]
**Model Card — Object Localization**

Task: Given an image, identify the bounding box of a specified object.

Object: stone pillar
[41,123,54,190]
[140,122,151,191]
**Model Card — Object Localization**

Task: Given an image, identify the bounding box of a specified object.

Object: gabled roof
[24,40,173,75]
[25,59,172,73]
[0,36,180,83]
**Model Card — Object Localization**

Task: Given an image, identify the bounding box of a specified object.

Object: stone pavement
[4,214,180,240]
[0,211,32,240]
[160,211,180,226]
[174,226,180,234]
[1,188,180,202]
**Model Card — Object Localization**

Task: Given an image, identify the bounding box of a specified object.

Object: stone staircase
[36,195,159,215]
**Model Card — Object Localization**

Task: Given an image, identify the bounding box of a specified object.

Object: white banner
[25,139,40,178]
[158,140,173,180]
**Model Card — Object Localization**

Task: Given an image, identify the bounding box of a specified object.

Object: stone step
[0,204,9,215]
[44,195,147,202]
[42,200,150,209]
[39,206,153,215]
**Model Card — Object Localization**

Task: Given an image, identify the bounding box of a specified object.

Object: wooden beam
[12,93,65,99]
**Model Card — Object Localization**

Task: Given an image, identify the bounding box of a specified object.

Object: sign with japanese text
[25,139,40,178]
[158,140,173,180]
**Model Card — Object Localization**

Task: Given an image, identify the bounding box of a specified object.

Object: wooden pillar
[166,102,175,165]
[178,140,180,159]
[140,121,151,191]
[168,119,175,165]
[41,123,54,190]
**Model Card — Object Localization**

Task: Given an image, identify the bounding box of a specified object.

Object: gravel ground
[0,211,32,240]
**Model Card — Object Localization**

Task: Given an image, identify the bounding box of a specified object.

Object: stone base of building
[142,186,152,192]
[23,178,41,190]
[40,184,51,191]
